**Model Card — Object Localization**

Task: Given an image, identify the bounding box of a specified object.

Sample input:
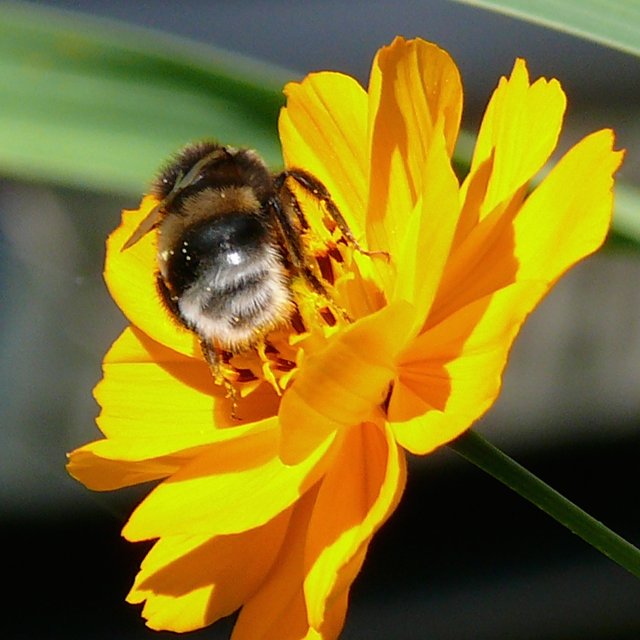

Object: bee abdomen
[202,270,272,319]
[178,261,293,351]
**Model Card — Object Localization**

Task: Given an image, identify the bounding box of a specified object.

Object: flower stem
[449,429,640,578]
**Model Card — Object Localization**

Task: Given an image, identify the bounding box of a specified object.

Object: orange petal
[122,419,332,540]
[105,197,201,358]
[279,71,369,239]
[278,300,415,465]
[304,422,406,628]
[127,507,291,632]
[232,487,349,640]
[467,58,566,220]
[389,281,547,454]
[427,189,523,327]
[366,37,462,270]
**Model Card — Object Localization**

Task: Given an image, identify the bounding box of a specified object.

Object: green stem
[448,429,640,579]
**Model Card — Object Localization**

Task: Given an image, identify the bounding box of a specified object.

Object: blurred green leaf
[610,183,640,249]
[450,0,640,57]
[1,2,638,248]
[0,2,290,195]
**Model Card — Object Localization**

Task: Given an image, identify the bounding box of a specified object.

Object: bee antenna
[121,149,230,252]
[121,203,162,251]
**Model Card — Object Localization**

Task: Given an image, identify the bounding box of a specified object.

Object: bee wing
[121,204,163,250]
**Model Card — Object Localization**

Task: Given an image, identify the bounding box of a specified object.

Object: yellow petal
[122,420,332,540]
[127,507,291,632]
[105,197,201,358]
[280,71,369,238]
[68,326,270,491]
[389,281,546,454]
[66,444,185,490]
[391,123,460,332]
[429,129,622,326]
[304,422,406,628]
[366,37,462,268]
[95,327,217,449]
[92,327,279,458]
[427,191,523,327]
[278,300,415,464]
[513,129,623,283]
[467,58,566,220]
[232,487,348,640]
[68,416,277,491]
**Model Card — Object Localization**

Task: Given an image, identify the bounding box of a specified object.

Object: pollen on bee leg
[217,371,240,419]
[291,278,351,330]
[313,290,351,325]
[200,340,241,418]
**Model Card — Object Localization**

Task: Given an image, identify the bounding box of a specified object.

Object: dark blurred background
[1,1,639,639]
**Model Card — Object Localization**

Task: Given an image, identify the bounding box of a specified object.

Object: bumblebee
[123,141,376,386]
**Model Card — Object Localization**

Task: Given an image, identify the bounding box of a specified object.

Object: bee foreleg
[268,194,330,298]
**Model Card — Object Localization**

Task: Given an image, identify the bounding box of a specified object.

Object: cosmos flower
[68,36,622,638]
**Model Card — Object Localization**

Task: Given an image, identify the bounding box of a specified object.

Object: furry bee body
[124,141,366,374]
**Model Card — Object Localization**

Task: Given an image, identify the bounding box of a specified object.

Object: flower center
[224,238,355,396]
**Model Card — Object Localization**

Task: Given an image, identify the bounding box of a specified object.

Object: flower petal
[90,327,279,458]
[391,123,460,332]
[96,327,217,448]
[66,444,184,490]
[468,58,566,220]
[232,487,349,640]
[366,36,462,267]
[304,422,406,628]
[429,129,622,326]
[512,129,623,283]
[67,326,268,491]
[127,507,291,632]
[389,281,547,454]
[122,419,332,540]
[105,197,202,358]
[278,300,415,464]
[279,71,369,238]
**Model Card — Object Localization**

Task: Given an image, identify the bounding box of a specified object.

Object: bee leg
[282,168,390,261]
[268,192,331,299]
[269,188,352,324]
[200,340,240,420]
[255,339,282,394]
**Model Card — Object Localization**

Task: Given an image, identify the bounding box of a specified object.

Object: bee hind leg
[200,340,240,419]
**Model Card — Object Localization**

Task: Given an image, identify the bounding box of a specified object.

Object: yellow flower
[67,36,622,638]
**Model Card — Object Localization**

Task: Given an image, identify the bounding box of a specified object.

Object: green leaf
[0,2,291,195]
[450,0,640,57]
